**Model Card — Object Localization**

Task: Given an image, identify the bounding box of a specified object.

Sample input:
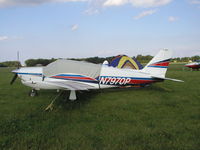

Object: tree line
[25,58,57,67]
[0,61,21,67]
[172,55,200,62]
[0,55,199,67]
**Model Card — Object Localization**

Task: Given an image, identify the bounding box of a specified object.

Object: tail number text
[99,77,131,85]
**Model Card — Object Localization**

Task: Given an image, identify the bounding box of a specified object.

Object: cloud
[168,16,178,22]
[84,8,99,15]
[190,0,200,4]
[11,36,24,40]
[0,0,86,8]
[0,36,9,41]
[0,35,23,41]
[86,0,171,16]
[134,9,157,19]
[71,24,79,31]
[104,0,172,8]
[189,0,200,9]
[104,0,128,6]
[0,0,173,8]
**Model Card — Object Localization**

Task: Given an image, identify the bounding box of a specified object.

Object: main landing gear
[69,90,77,101]
[29,89,38,97]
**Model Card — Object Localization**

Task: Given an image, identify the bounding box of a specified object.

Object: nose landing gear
[29,89,38,97]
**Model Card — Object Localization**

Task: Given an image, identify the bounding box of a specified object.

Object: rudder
[142,49,172,77]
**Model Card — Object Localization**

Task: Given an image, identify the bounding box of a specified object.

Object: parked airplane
[185,60,200,70]
[11,49,183,100]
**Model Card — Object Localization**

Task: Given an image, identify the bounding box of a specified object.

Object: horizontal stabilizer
[152,76,184,82]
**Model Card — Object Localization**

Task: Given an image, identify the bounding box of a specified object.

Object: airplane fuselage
[185,62,200,69]
[11,50,184,100]
[13,66,162,91]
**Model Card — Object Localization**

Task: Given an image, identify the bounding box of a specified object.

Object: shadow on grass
[98,84,172,93]
[53,90,101,110]
[145,84,174,92]
[41,83,172,111]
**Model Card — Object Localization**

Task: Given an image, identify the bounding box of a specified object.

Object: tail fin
[142,49,172,77]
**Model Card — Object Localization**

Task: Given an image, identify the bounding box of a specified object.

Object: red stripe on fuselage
[101,78,157,84]
[129,79,156,84]
[53,76,158,84]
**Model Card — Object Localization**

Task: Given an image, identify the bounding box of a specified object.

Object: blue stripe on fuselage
[148,66,168,68]
[17,72,42,76]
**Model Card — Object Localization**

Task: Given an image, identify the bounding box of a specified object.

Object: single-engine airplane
[185,60,200,70]
[11,49,183,100]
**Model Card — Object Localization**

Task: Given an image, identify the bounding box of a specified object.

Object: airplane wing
[46,80,97,90]
[151,75,184,82]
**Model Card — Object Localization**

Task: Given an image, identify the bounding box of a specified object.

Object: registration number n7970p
[99,77,131,85]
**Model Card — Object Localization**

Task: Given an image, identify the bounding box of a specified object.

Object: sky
[0,0,200,63]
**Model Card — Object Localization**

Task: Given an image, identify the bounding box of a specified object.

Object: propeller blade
[17,51,20,69]
[10,74,18,85]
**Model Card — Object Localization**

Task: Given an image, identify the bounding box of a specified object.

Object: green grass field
[0,64,199,150]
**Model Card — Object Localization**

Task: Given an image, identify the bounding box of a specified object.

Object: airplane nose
[10,69,20,85]
[12,68,20,73]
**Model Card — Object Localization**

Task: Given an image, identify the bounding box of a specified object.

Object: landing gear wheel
[29,89,38,97]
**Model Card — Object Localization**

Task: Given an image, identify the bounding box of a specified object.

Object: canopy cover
[43,59,102,79]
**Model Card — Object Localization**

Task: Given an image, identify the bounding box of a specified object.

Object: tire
[29,89,38,97]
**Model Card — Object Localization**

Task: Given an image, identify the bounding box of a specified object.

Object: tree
[0,61,21,67]
[25,58,56,66]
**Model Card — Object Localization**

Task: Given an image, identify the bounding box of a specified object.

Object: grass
[0,64,200,150]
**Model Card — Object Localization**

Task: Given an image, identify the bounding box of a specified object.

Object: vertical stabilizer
[142,49,172,77]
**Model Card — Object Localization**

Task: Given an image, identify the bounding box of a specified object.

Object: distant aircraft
[185,60,200,70]
[11,49,183,101]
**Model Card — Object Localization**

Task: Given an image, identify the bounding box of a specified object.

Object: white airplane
[185,60,200,70]
[11,49,183,100]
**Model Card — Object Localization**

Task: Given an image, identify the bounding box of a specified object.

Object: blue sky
[0,0,200,63]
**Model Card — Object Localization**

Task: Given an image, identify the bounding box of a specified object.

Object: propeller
[10,74,18,85]
[17,51,20,69]
[10,51,20,85]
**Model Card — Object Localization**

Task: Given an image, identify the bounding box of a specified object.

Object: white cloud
[0,0,86,7]
[83,0,105,15]
[84,8,99,15]
[0,36,8,41]
[134,9,157,19]
[0,35,23,41]
[189,0,200,9]
[104,0,172,7]
[11,36,23,40]
[168,16,178,22]
[104,0,128,6]
[190,0,200,4]
[0,0,173,8]
[71,24,79,31]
